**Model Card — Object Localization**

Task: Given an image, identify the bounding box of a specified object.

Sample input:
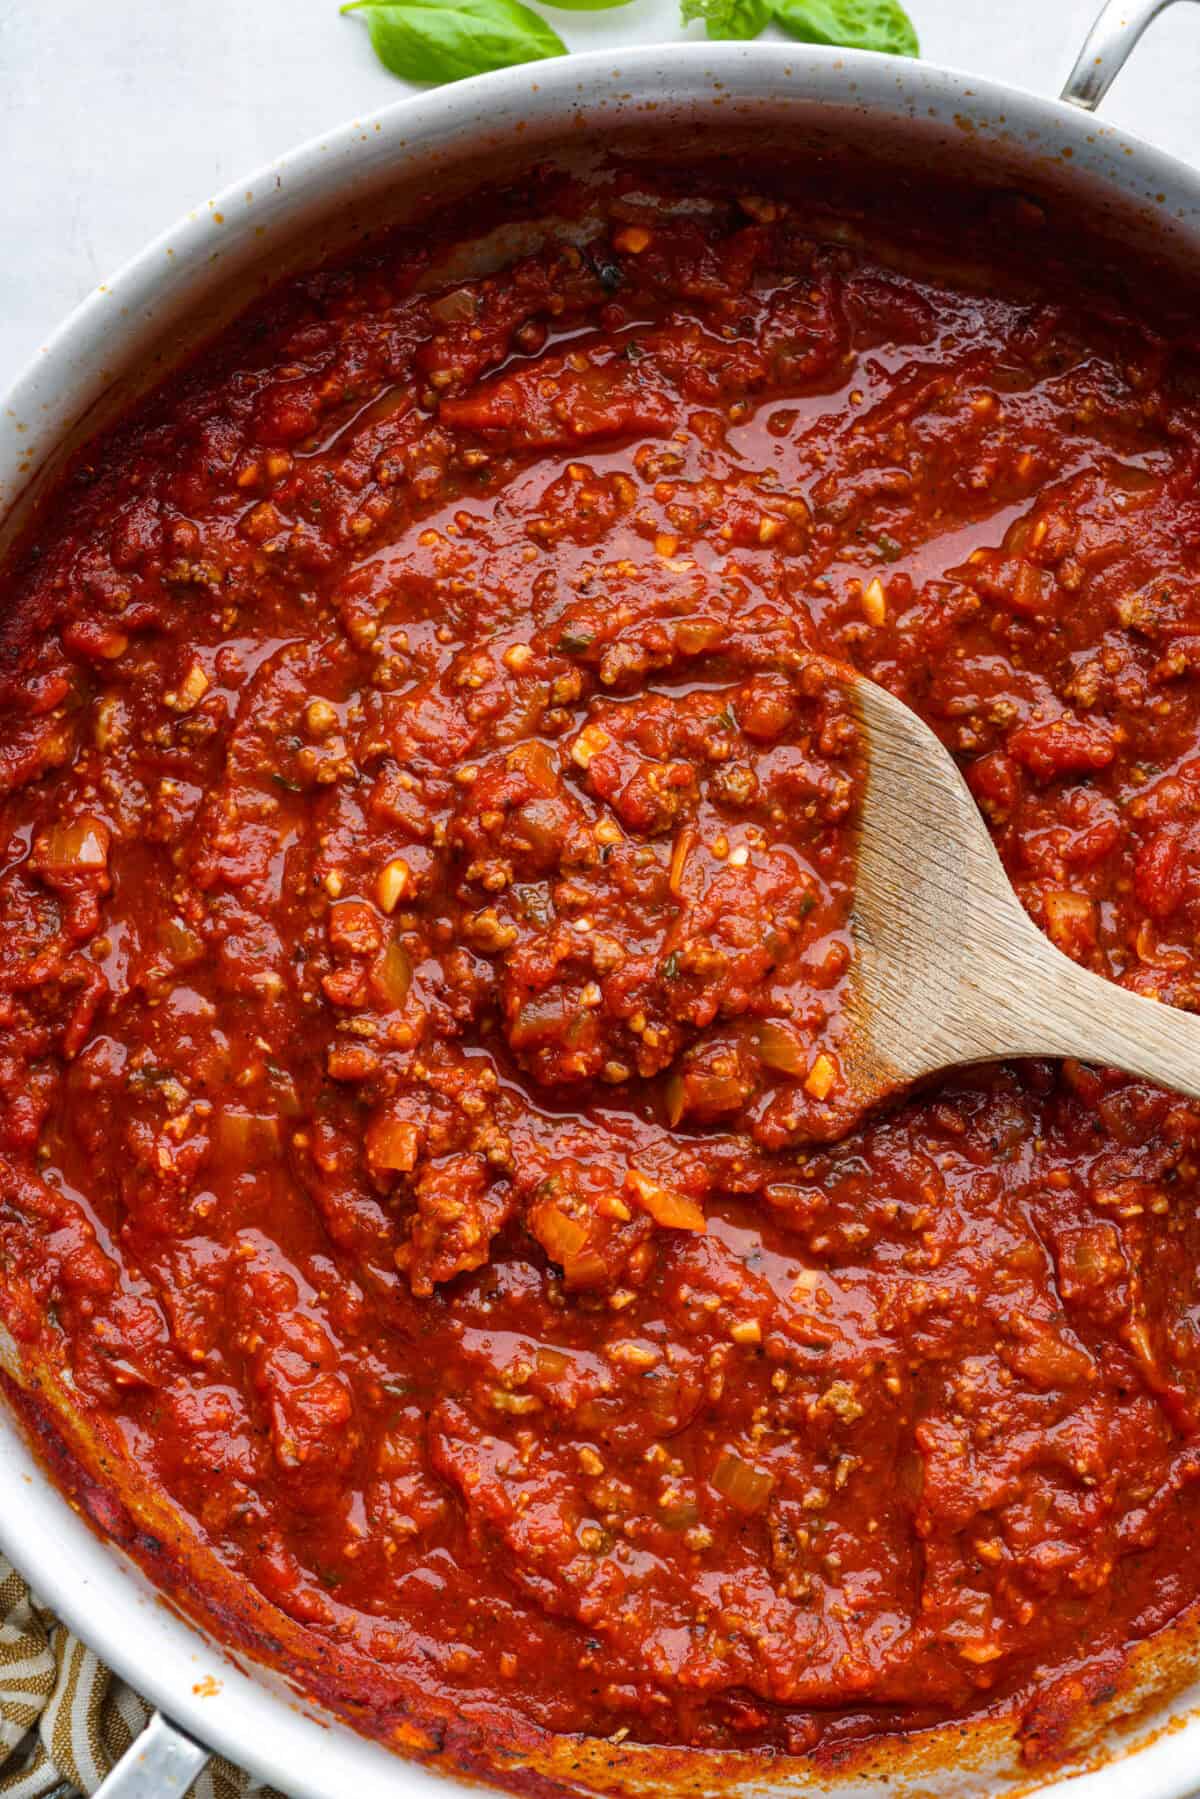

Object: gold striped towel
[0,1555,283,1799]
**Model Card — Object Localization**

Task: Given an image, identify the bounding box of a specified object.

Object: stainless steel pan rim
[4,12,1200,1797]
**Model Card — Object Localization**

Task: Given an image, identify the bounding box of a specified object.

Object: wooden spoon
[842,673,1200,1117]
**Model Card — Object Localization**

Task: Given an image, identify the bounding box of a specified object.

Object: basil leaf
[342,0,567,82]
[769,0,918,55]
[681,0,771,37]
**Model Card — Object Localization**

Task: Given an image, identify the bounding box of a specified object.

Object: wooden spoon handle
[977,922,1200,1102]
[850,674,1200,1109]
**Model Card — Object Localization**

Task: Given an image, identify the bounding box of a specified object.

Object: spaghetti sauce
[3,162,1200,1780]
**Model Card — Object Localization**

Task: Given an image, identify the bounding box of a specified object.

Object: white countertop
[4,0,1200,388]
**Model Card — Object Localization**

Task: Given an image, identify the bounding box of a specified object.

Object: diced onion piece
[160,917,204,966]
[266,1065,304,1118]
[680,1069,747,1119]
[804,1052,838,1101]
[510,801,564,863]
[428,287,477,325]
[376,857,413,915]
[528,1200,611,1289]
[658,1494,700,1529]
[959,1641,1004,1665]
[1010,562,1046,616]
[669,827,696,897]
[509,991,567,1048]
[367,1108,422,1180]
[214,1109,282,1167]
[862,577,887,625]
[757,1021,807,1077]
[625,1168,706,1232]
[505,739,558,792]
[1044,889,1096,960]
[570,724,611,770]
[532,1202,589,1265]
[645,1374,682,1423]
[729,1318,762,1345]
[367,1113,420,1173]
[489,1388,542,1415]
[712,1450,774,1514]
[559,1252,611,1288]
[175,663,210,711]
[373,938,413,1008]
[675,617,726,655]
[37,817,110,873]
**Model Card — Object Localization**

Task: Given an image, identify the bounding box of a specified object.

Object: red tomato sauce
[3,162,1200,1779]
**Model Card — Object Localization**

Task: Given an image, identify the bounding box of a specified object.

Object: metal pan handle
[1062,0,1200,109]
[93,1710,211,1799]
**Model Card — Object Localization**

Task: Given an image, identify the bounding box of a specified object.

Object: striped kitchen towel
[0,1555,281,1799]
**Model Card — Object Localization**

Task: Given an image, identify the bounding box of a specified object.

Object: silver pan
[1,2,1199,1794]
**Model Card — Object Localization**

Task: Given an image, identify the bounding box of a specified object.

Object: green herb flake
[587,252,625,291]
[128,1065,175,1089]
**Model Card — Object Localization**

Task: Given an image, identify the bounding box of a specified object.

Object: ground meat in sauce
[3,168,1200,1773]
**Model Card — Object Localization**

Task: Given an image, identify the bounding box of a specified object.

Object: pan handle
[92,1710,211,1798]
[1062,0,1199,109]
